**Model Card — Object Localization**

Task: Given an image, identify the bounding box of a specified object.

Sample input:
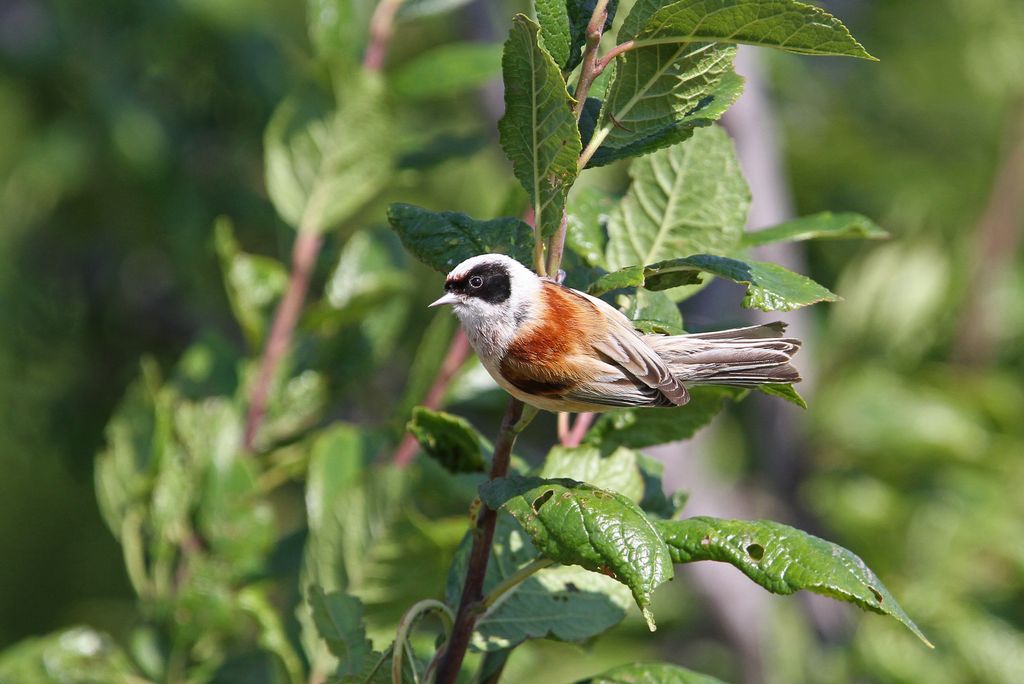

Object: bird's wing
[564,287,690,406]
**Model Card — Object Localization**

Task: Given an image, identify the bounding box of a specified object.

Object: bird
[429,253,801,413]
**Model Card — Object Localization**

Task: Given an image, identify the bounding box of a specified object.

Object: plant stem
[434,399,534,684]
[393,600,454,684]
[563,412,595,447]
[595,40,636,73]
[243,229,323,451]
[363,0,406,71]
[391,329,472,467]
[479,558,555,612]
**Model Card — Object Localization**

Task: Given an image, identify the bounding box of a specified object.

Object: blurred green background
[1,0,1022,682]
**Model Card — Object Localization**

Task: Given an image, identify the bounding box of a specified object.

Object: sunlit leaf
[656,516,932,646]
[741,211,889,248]
[578,661,727,684]
[540,445,646,502]
[481,476,673,629]
[407,407,486,474]
[308,586,375,676]
[605,126,749,270]
[0,627,144,684]
[391,43,503,99]
[636,0,875,59]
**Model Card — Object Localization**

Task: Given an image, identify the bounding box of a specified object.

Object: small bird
[429,253,801,413]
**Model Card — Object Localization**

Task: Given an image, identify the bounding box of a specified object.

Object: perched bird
[429,253,801,413]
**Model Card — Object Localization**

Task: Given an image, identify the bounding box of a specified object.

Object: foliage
[6,0,1020,683]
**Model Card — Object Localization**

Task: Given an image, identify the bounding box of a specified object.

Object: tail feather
[645,323,802,387]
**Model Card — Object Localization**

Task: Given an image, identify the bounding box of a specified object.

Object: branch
[562,412,595,447]
[391,329,472,467]
[595,40,636,74]
[433,399,532,684]
[244,230,323,451]
[363,0,406,71]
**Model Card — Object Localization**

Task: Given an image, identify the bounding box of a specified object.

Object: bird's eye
[469,275,484,288]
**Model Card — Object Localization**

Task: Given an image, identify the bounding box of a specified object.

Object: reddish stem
[392,329,472,467]
[363,0,405,71]
[244,230,323,451]
[595,40,636,74]
[434,399,525,684]
[563,412,595,447]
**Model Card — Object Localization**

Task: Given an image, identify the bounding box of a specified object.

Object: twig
[434,399,533,684]
[545,210,570,279]
[244,230,323,451]
[594,40,636,74]
[563,412,595,447]
[391,329,472,467]
[557,411,571,443]
[479,558,555,612]
[569,0,610,121]
[363,0,406,71]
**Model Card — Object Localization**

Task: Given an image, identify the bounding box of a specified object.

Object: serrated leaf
[498,15,582,239]
[407,407,486,474]
[391,42,503,99]
[590,254,839,312]
[617,288,684,334]
[535,0,572,68]
[566,185,613,268]
[586,43,742,167]
[655,517,932,646]
[605,126,749,270]
[480,476,673,630]
[578,661,728,684]
[308,586,375,675]
[541,445,645,502]
[214,218,288,349]
[636,0,876,60]
[386,203,535,273]
[756,383,807,408]
[445,514,631,651]
[741,211,889,248]
[265,74,392,233]
[585,386,744,451]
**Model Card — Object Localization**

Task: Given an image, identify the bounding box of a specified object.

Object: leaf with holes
[635,0,875,60]
[605,126,749,270]
[590,254,838,312]
[741,211,889,248]
[407,407,486,474]
[586,41,742,167]
[480,476,673,630]
[655,516,932,646]
[386,204,535,273]
[577,661,727,684]
[499,15,582,239]
[585,386,744,451]
[445,514,631,651]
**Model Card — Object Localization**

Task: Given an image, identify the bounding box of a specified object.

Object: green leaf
[391,42,503,99]
[756,383,807,409]
[636,453,688,519]
[578,661,728,684]
[535,0,572,68]
[655,517,933,646]
[214,217,288,350]
[239,585,306,684]
[445,514,631,651]
[587,42,743,167]
[0,627,145,684]
[565,185,613,269]
[740,211,890,248]
[407,407,486,474]
[540,445,645,502]
[498,15,582,239]
[480,476,674,630]
[605,126,749,270]
[397,0,475,20]
[585,386,745,451]
[636,0,876,60]
[324,230,412,315]
[386,204,536,273]
[265,74,392,233]
[590,254,839,312]
[617,288,684,334]
[396,312,458,419]
[307,0,374,63]
[308,586,375,676]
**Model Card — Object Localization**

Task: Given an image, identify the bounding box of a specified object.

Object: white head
[429,254,540,359]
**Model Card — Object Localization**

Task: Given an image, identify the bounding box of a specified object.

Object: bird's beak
[428,292,460,308]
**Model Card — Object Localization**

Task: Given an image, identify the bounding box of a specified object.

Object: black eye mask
[445,263,511,304]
